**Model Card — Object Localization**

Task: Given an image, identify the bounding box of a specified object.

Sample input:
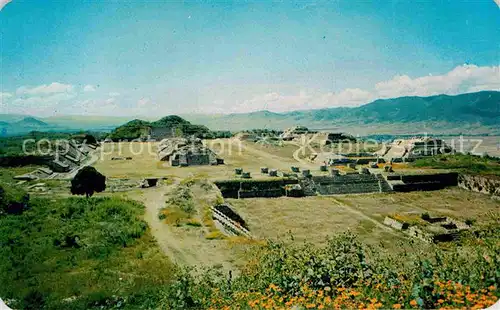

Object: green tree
[83,134,97,145]
[70,167,106,198]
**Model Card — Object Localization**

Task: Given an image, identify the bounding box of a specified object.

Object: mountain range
[0,91,498,136]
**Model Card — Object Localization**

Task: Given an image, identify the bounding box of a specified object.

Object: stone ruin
[280,126,313,140]
[383,213,471,243]
[322,132,357,145]
[384,172,458,192]
[381,137,453,163]
[214,178,300,199]
[14,167,54,181]
[211,204,251,238]
[302,172,391,195]
[157,138,223,166]
[139,178,160,188]
[13,140,93,180]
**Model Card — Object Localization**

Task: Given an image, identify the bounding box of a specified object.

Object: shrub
[70,166,106,197]
[161,232,500,309]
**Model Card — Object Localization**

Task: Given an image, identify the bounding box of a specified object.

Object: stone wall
[214,179,298,199]
[390,172,458,192]
[458,174,500,196]
[0,155,53,167]
[308,174,388,195]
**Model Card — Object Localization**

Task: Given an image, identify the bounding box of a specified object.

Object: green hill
[108,115,211,140]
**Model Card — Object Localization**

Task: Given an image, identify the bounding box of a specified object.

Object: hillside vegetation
[413,154,500,176]
[107,115,212,140]
[1,177,498,309]
[0,184,177,309]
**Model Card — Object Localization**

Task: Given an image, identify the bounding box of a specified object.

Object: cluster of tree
[0,131,100,158]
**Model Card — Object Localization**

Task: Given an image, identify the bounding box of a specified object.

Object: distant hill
[15,117,49,127]
[0,116,54,136]
[0,91,498,136]
[182,91,500,134]
[107,115,211,140]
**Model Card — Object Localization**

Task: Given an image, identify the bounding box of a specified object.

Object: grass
[227,196,403,249]
[335,188,500,226]
[413,154,500,176]
[0,193,177,309]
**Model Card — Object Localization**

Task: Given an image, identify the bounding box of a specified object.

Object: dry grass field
[227,187,499,250]
[227,196,405,249]
[335,187,500,226]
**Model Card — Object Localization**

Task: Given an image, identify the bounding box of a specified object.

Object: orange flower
[437,299,444,304]
[410,300,418,307]
[393,304,402,309]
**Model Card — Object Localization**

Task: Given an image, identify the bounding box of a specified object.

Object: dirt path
[138,184,235,272]
[141,185,201,266]
[235,139,299,170]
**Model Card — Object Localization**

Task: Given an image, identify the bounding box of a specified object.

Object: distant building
[149,127,176,140]
[157,138,222,166]
[323,132,357,145]
[383,137,453,162]
[280,126,312,140]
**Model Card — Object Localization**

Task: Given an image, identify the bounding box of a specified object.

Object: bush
[161,232,500,309]
[71,166,106,197]
[0,196,176,309]
[0,184,29,215]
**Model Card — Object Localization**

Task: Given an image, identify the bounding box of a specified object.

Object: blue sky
[1,0,499,116]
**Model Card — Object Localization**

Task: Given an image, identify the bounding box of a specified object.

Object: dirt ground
[93,139,316,180]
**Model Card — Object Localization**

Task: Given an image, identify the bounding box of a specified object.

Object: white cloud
[10,92,77,115]
[109,92,120,97]
[230,64,500,113]
[494,0,500,8]
[83,84,97,92]
[374,64,500,98]
[16,82,74,96]
[0,0,12,11]
[77,98,120,115]
[105,97,116,104]
[0,92,13,101]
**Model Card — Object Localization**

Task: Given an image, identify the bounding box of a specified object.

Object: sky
[1,0,499,117]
